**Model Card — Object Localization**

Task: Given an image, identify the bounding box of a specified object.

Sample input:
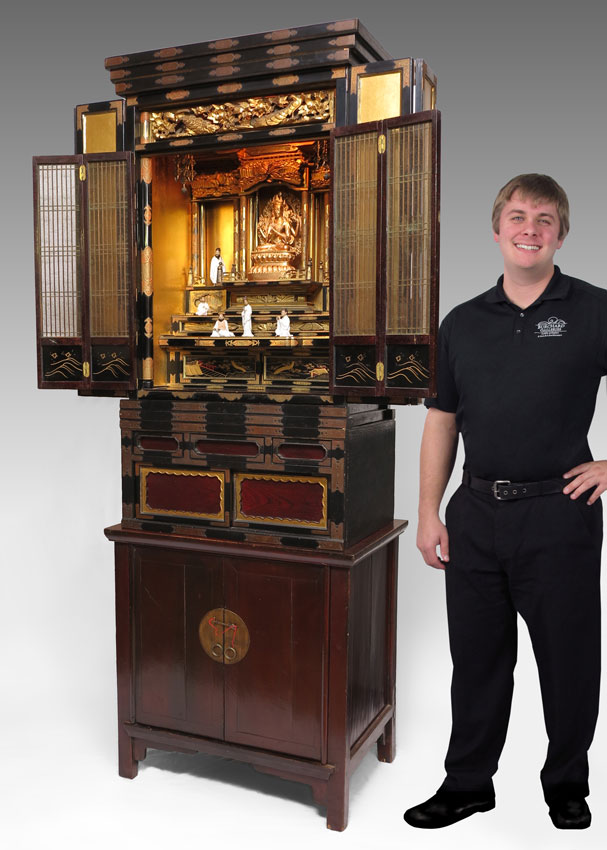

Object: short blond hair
[492,173,569,239]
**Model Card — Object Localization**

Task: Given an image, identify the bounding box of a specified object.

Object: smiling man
[404,174,607,830]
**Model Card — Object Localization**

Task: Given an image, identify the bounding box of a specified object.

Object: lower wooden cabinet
[106,520,405,830]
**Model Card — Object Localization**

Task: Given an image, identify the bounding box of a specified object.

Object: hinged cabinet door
[223,557,326,760]
[382,111,440,400]
[330,110,440,401]
[33,156,86,389]
[330,122,384,396]
[33,152,137,395]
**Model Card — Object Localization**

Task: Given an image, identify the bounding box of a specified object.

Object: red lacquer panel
[235,474,327,527]
[138,435,179,452]
[195,439,259,457]
[141,467,224,518]
[277,443,327,461]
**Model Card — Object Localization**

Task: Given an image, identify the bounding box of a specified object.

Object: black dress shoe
[404,792,495,829]
[548,798,591,829]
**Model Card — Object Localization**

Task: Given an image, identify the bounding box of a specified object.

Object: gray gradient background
[2,1,606,847]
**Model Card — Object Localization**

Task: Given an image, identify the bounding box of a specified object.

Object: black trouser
[439,484,602,803]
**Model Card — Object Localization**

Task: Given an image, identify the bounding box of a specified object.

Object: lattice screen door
[330,111,440,401]
[33,152,136,394]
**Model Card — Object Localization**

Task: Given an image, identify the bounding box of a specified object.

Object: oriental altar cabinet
[32,19,440,830]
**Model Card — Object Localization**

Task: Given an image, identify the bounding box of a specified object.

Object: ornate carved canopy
[188,141,329,199]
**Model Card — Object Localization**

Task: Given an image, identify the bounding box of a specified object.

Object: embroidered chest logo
[535,316,567,338]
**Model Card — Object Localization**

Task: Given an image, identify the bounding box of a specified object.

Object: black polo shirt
[426,266,607,480]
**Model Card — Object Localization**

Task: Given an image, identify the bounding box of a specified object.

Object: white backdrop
[2,1,606,847]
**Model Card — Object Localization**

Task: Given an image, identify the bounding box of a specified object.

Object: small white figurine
[275,308,293,339]
[195,296,210,316]
[211,312,234,337]
[241,296,253,337]
[210,247,224,284]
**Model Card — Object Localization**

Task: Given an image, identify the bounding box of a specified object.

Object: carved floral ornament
[149,90,334,141]
[189,143,329,199]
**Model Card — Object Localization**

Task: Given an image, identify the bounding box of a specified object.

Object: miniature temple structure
[32,20,440,830]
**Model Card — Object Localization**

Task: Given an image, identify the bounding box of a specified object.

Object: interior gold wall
[202,201,235,282]
[152,157,190,383]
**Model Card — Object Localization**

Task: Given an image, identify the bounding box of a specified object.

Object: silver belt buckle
[492,480,511,500]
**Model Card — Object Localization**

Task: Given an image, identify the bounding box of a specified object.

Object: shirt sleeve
[424,311,459,413]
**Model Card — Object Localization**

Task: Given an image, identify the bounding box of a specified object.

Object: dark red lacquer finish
[277,443,327,460]
[195,439,259,457]
[239,477,325,524]
[144,470,222,516]
[138,436,179,452]
[106,521,405,831]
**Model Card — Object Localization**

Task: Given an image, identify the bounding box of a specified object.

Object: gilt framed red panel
[276,443,327,461]
[137,435,180,452]
[234,473,328,529]
[140,466,224,520]
[194,439,260,458]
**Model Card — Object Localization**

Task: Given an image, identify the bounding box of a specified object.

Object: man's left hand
[563,460,607,504]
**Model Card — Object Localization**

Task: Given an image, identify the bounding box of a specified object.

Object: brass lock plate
[199,608,250,665]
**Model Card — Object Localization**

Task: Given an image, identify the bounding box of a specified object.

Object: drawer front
[233,472,328,530]
[138,466,226,521]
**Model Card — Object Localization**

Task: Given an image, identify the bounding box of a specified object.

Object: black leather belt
[462,470,564,501]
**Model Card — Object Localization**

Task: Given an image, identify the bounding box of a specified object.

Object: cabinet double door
[133,546,326,760]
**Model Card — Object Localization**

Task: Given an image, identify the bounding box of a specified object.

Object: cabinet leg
[377,716,395,763]
[118,726,139,779]
[326,771,349,831]
[132,739,148,762]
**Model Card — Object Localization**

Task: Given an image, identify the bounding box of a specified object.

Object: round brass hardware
[199,608,250,665]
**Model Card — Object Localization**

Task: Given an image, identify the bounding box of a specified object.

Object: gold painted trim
[234,472,328,529]
[328,19,356,31]
[142,356,153,381]
[165,89,191,101]
[267,58,300,70]
[272,74,300,86]
[105,55,129,67]
[218,83,243,94]
[210,66,240,78]
[267,44,299,56]
[156,74,185,86]
[141,246,153,295]
[210,52,241,64]
[209,38,239,51]
[330,35,354,47]
[265,28,297,41]
[217,133,243,143]
[140,466,225,520]
[140,157,152,184]
[154,47,183,59]
[156,61,185,72]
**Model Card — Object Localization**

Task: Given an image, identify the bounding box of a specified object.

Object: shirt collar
[486,266,571,305]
